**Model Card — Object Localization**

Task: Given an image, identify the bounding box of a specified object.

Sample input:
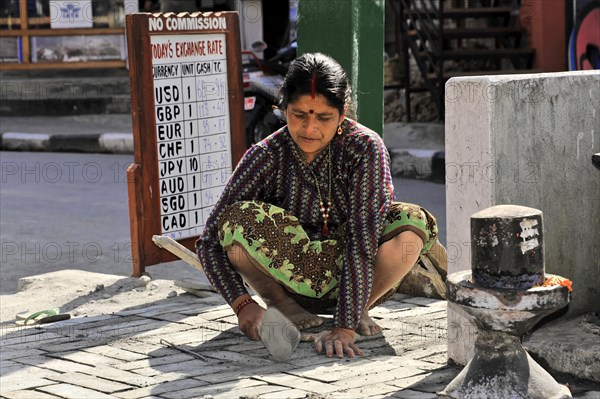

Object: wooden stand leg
[127,163,145,276]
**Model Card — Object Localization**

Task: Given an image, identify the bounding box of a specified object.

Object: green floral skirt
[218,201,438,311]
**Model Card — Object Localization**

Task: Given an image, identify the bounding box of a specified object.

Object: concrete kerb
[0,132,134,154]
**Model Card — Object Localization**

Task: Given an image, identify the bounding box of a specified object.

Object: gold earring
[337,126,342,135]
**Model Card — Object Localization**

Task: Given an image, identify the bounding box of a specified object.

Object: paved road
[0,151,446,295]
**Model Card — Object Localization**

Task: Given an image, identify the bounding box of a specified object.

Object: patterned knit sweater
[196,119,394,330]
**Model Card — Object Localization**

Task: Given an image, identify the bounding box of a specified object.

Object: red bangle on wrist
[234,298,257,316]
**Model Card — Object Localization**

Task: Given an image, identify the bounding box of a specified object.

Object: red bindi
[309,109,314,114]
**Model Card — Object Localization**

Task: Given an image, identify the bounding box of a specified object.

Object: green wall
[297,0,385,135]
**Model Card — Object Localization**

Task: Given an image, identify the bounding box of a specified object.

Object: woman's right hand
[237,302,265,340]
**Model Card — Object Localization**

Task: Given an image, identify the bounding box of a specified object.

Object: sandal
[16,308,71,326]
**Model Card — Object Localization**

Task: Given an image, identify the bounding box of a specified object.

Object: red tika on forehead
[310,71,317,99]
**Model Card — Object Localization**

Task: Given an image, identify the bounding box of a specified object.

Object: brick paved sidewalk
[1,294,459,399]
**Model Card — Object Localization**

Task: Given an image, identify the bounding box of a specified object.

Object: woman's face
[285,94,344,163]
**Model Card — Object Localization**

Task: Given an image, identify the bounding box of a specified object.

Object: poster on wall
[50,0,93,29]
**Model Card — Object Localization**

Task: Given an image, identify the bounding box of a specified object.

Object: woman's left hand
[311,328,363,358]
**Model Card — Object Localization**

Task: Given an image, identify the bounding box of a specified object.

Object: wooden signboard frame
[126,12,245,276]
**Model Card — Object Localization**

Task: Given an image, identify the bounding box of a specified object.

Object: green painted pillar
[297,0,385,136]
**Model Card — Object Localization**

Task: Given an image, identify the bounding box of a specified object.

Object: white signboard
[151,33,232,240]
[50,1,93,29]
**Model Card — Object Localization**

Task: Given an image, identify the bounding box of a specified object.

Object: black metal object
[471,205,545,290]
[593,153,600,170]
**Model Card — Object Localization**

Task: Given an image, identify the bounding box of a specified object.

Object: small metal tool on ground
[159,338,208,362]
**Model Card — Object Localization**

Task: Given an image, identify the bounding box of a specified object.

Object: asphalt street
[0,151,446,295]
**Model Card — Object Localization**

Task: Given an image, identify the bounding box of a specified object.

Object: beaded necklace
[305,145,333,237]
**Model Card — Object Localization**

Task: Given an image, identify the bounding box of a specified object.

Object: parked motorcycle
[242,41,296,147]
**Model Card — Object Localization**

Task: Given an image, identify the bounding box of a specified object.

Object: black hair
[279,52,354,118]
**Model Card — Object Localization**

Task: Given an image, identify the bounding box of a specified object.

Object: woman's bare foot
[357,312,383,336]
[273,298,323,330]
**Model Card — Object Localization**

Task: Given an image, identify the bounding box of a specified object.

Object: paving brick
[259,388,312,399]
[2,389,60,398]
[418,352,448,365]
[177,302,227,316]
[401,298,445,307]
[144,301,206,318]
[405,344,447,360]
[49,314,115,326]
[85,345,149,361]
[195,308,235,321]
[390,305,446,319]
[0,365,23,375]
[0,348,46,361]
[114,353,196,371]
[1,325,50,339]
[24,318,151,346]
[150,363,238,383]
[289,354,354,368]
[127,324,198,340]
[288,359,402,383]
[14,355,157,388]
[426,301,448,309]
[212,384,289,398]
[379,355,445,371]
[0,364,62,381]
[329,382,399,398]
[217,314,239,325]
[370,302,417,316]
[107,339,176,358]
[224,338,266,352]
[126,359,209,376]
[255,373,341,394]
[200,350,276,367]
[80,365,159,388]
[334,366,425,389]
[38,336,116,353]
[47,350,121,367]
[171,334,248,352]
[391,389,438,398]
[82,319,172,337]
[39,383,117,398]
[388,367,460,392]
[386,373,432,390]
[14,355,97,374]
[115,303,187,317]
[1,359,21,369]
[48,371,132,393]
[144,313,202,324]
[145,328,214,346]
[1,330,66,347]
[160,378,267,399]
[112,378,209,399]
[0,377,57,393]
[197,363,294,384]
